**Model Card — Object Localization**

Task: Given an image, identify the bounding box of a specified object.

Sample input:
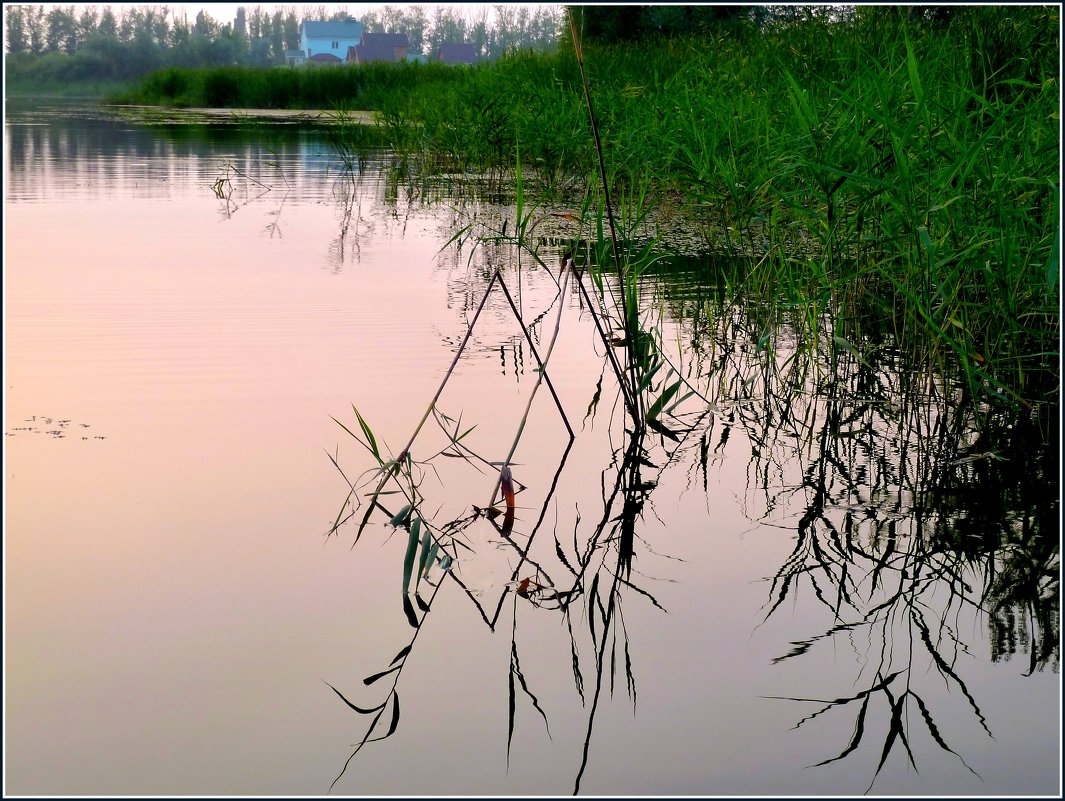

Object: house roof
[284,49,305,59]
[361,32,409,48]
[436,42,477,64]
[353,43,400,63]
[301,20,363,40]
[309,52,342,62]
[351,35,409,63]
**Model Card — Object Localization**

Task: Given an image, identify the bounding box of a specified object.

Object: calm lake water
[4,100,1060,796]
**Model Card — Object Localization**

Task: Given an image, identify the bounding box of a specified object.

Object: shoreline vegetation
[16,6,1060,417]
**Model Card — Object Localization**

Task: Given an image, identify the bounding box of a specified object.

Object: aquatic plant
[320,8,1058,793]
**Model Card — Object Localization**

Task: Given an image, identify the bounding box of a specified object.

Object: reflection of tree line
[4,108,385,204]
[324,244,1056,792]
[675,282,1058,669]
[653,269,1058,788]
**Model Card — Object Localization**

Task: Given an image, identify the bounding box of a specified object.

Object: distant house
[308,52,343,66]
[300,20,363,61]
[284,49,306,67]
[348,32,409,64]
[436,42,477,65]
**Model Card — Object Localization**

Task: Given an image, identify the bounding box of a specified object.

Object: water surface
[3,101,1059,796]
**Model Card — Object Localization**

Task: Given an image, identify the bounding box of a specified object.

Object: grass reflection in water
[321,196,1056,794]
[320,18,1056,793]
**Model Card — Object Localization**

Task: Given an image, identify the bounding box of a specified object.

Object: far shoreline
[106,104,376,124]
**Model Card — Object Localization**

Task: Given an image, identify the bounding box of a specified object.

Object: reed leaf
[363,665,401,685]
[325,681,387,715]
[402,518,420,595]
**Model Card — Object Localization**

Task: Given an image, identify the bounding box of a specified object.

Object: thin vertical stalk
[568,13,643,421]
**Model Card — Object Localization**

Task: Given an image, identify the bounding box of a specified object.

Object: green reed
[320,13,1057,784]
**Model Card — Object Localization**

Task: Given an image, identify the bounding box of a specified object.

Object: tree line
[4,4,564,83]
[5,4,965,88]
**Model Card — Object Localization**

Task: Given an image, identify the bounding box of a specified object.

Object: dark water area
[4,101,1059,796]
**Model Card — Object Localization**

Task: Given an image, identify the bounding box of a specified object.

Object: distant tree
[488,4,517,57]
[359,10,380,33]
[25,5,46,54]
[402,5,428,55]
[72,30,126,78]
[268,10,285,62]
[118,7,136,42]
[193,9,220,39]
[232,7,249,62]
[328,9,355,23]
[247,6,264,40]
[568,5,751,42]
[529,6,563,49]
[468,8,490,58]
[5,5,28,55]
[280,10,299,51]
[171,13,190,51]
[379,5,404,32]
[759,5,840,26]
[150,6,171,47]
[426,6,465,56]
[76,6,99,45]
[97,7,118,38]
[45,6,79,54]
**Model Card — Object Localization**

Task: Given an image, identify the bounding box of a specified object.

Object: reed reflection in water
[3,103,1058,796]
[324,203,1058,795]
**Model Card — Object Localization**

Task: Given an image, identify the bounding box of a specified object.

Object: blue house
[299,20,363,61]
